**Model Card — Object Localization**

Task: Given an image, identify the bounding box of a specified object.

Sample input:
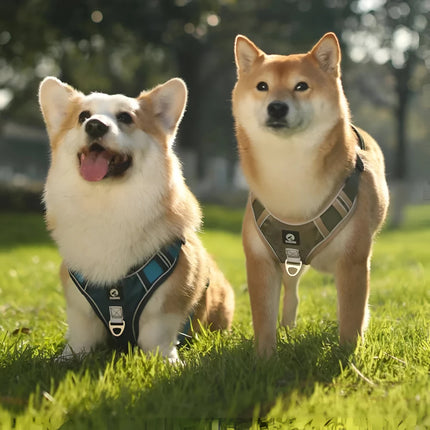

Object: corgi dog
[232,33,389,357]
[39,77,234,361]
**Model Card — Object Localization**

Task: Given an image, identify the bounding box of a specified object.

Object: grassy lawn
[0,205,429,429]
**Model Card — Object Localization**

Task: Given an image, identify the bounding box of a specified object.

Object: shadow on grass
[56,327,350,429]
[0,342,63,413]
[0,205,244,250]
[201,205,244,235]
[0,212,53,249]
[0,339,122,416]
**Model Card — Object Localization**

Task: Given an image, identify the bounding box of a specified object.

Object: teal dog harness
[252,125,365,277]
[69,239,186,349]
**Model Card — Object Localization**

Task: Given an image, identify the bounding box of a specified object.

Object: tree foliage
[0,0,428,182]
[342,0,430,180]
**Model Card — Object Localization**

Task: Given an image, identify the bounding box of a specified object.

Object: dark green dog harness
[252,126,365,276]
[69,239,188,349]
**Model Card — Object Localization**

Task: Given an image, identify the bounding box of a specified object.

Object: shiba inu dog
[232,33,389,357]
[39,77,234,361]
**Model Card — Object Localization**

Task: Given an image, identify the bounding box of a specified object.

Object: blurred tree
[0,0,428,206]
[0,0,351,178]
[341,0,430,225]
[0,0,219,125]
[198,0,353,178]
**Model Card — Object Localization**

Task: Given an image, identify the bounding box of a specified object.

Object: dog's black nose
[267,101,288,119]
[85,119,109,138]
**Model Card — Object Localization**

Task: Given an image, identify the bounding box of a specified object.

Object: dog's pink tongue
[79,151,111,182]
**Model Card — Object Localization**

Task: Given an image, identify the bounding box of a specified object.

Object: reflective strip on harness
[69,239,183,348]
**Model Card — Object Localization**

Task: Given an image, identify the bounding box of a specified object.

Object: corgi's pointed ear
[310,33,341,76]
[234,35,264,74]
[39,77,78,140]
[142,78,187,135]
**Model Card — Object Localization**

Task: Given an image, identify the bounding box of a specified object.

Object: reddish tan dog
[39,77,234,361]
[232,33,389,357]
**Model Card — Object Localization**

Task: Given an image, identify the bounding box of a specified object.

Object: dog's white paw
[165,347,184,365]
[55,344,88,362]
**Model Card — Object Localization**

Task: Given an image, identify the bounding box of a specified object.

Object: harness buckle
[108,306,125,337]
[285,248,302,277]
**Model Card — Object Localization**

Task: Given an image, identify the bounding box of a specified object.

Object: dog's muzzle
[85,118,109,139]
[266,101,289,129]
[78,119,132,182]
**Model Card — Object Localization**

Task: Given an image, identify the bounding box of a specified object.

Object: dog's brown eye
[117,112,133,124]
[78,110,91,124]
[256,81,269,91]
[294,82,309,92]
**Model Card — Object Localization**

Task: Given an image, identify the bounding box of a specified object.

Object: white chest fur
[45,145,178,285]
[245,127,339,222]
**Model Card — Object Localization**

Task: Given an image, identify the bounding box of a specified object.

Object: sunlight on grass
[0,205,429,428]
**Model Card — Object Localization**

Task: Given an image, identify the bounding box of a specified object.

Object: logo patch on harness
[282,230,300,245]
[108,286,122,301]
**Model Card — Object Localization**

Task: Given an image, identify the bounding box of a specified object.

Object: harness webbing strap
[69,239,183,349]
[351,124,366,150]
[252,125,365,272]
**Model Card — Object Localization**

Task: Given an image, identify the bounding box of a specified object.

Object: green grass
[0,205,429,429]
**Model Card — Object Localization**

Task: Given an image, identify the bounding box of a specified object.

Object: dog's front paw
[169,357,184,366]
[56,344,88,362]
[165,346,184,365]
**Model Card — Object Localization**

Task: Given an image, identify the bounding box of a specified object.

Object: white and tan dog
[232,33,389,357]
[39,77,234,361]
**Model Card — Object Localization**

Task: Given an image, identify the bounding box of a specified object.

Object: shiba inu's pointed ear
[39,77,78,140]
[310,33,341,76]
[143,78,188,135]
[234,35,264,74]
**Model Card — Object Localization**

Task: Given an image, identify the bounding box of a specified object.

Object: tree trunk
[175,39,207,180]
[390,61,412,228]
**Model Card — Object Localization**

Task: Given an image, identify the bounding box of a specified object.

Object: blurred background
[0,0,428,226]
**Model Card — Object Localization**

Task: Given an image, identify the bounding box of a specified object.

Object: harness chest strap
[69,239,187,348]
[252,127,365,276]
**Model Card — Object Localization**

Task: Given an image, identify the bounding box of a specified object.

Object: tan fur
[232,33,389,357]
[161,232,234,330]
[39,77,234,360]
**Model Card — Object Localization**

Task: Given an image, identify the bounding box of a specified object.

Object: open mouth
[78,143,132,182]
